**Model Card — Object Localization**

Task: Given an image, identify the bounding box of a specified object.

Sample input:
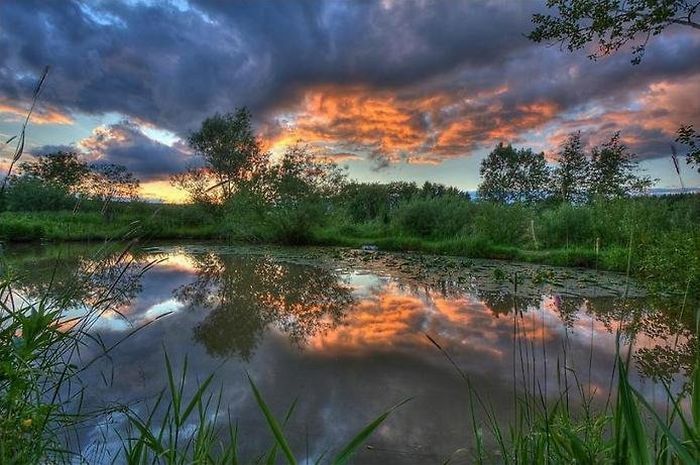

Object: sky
[1,0,699,202]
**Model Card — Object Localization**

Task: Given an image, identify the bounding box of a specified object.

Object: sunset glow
[1,1,698,200]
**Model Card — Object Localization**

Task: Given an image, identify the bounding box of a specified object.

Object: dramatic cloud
[1,0,699,194]
[77,120,192,179]
[32,120,192,181]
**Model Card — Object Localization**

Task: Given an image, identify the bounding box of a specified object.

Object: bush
[266,201,327,245]
[537,203,595,248]
[0,215,44,241]
[4,177,74,212]
[471,202,533,246]
[393,197,472,238]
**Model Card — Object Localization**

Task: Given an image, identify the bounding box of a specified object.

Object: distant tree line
[172,107,668,217]
[477,132,656,204]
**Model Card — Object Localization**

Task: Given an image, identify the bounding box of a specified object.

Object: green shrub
[0,215,44,241]
[4,177,74,212]
[537,203,595,248]
[266,201,327,245]
[471,202,533,246]
[393,197,472,238]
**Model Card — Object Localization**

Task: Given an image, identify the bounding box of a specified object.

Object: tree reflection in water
[174,252,354,359]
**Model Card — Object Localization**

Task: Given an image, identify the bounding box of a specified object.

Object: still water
[3,242,693,464]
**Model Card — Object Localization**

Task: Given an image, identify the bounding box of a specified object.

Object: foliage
[552,132,590,203]
[170,166,223,207]
[478,143,550,203]
[18,151,89,193]
[677,124,700,172]
[589,133,654,200]
[178,107,268,203]
[265,142,346,205]
[87,163,140,204]
[3,176,75,212]
[393,197,472,238]
[529,0,700,65]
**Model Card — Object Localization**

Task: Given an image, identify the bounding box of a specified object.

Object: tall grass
[426,258,700,465]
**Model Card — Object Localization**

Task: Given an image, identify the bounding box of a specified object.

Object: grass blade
[331,398,411,465]
[247,373,297,465]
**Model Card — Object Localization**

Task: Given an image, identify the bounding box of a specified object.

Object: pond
[2,242,693,464]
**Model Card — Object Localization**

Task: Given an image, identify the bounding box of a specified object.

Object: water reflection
[1,243,696,464]
[174,251,353,359]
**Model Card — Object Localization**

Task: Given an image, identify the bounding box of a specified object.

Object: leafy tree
[552,132,590,203]
[260,143,346,244]
[180,107,268,203]
[266,143,346,205]
[87,163,140,213]
[677,124,700,172]
[529,0,700,65]
[588,133,654,199]
[18,151,89,192]
[420,181,470,200]
[478,143,551,203]
[170,166,222,206]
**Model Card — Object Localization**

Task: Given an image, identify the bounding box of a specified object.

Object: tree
[171,166,222,206]
[552,132,590,203]
[266,143,346,205]
[529,0,700,65]
[18,151,89,193]
[588,133,654,199]
[180,107,268,203]
[478,143,551,203]
[87,163,140,213]
[4,176,74,212]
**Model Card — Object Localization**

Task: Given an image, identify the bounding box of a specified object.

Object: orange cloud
[263,84,564,166]
[546,73,700,158]
[0,100,74,125]
[307,282,555,357]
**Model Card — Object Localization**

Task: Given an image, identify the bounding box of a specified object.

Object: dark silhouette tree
[87,163,140,214]
[552,132,590,203]
[19,151,89,193]
[174,107,268,204]
[529,0,700,65]
[477,143,551,203]
[677,125,700,172]
[588,133,654,199]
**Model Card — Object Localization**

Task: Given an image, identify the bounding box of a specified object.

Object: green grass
[0,194,698,287]
[0,209,219,242]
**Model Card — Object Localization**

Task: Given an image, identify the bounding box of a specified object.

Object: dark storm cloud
[1,0,699,166]
[0,0,536,133]
[79,120,193,180]
[33,121,192,180]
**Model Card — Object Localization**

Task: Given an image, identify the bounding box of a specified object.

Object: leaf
[331,398,412,465]
[617,358,651,465]
[247,373,297,465]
